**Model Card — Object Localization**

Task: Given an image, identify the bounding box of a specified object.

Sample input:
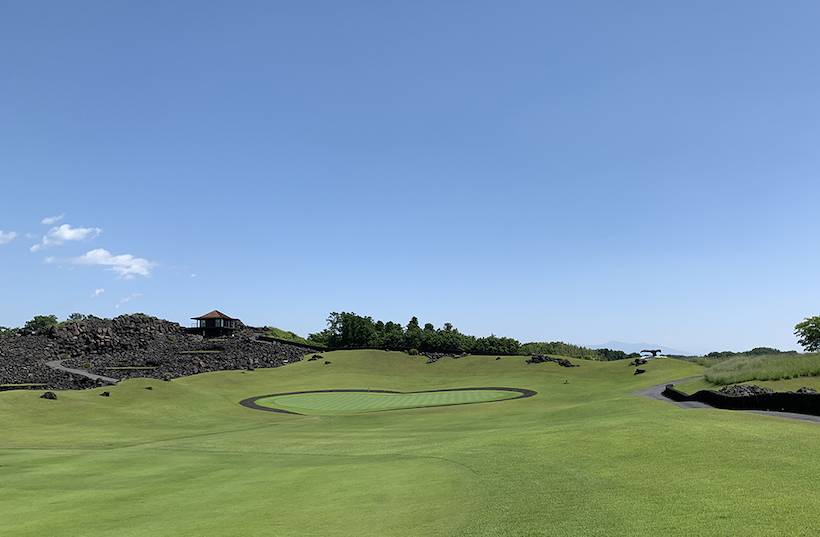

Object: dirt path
[45,360,119,385]
[637,377,820,424]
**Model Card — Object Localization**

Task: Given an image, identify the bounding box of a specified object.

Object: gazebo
[190,310,242,338]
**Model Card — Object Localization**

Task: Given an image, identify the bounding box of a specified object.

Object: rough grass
[4,352,820,536]
[704,352,820,384]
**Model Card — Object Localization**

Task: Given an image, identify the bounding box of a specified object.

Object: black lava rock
[99,391,110,397]
[634,368,646,375]
[40,391,57,400]
[525,354,579,368]
[718,384,774,397]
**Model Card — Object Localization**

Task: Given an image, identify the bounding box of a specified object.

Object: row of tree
[306,312,633,359]
[0,313,90,336]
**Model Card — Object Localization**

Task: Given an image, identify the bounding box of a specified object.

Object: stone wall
[663,385,820,416]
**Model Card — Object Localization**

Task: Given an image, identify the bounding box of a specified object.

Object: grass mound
[704,352,820,384]
[266,327,321,347]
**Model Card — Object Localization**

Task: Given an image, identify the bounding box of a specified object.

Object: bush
[407,348,419,356]
[24,315,58,334]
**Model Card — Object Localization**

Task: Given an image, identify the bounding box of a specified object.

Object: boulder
[40,391,57,400]
[99,391,110,397]
[634,368,646,375]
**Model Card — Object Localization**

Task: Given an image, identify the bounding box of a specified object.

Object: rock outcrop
[0,314,312,389]
[718,384,774,397]
[525,354,579,368]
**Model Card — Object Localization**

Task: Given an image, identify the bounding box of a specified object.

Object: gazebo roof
[191,309,238,321]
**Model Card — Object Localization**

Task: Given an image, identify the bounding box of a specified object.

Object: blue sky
[1,1,818,353]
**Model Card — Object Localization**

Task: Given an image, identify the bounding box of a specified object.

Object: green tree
[404,317,423,350]
[66,313,87,322]
[795,316,820,352]
[24,315,59,334]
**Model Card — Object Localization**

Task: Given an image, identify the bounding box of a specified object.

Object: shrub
[407,348,419,356]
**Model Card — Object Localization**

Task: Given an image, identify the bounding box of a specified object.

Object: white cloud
[115,293,142,308]
[72,248,156,279]
[190,273,197,278]
[31,224,102,251]
[0,231,17,245]
[91,288,105,298]
[41,214,65,225]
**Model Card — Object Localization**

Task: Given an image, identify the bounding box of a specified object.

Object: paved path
[45,360,119,385]
[637,376,820,424]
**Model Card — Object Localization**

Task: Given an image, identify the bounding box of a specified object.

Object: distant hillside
[589,341,691,356]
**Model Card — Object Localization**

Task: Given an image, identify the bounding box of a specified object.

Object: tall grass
[704,352,820,385]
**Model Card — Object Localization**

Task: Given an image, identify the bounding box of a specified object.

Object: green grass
[255,389,520,415]
[704,352,820,384]
[266,326,322,347]
[3,351,820,536]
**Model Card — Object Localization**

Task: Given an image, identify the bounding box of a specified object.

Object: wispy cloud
[0,230,17,245]
[115,292,142,309]
[31,224,102,251]
[41,214,65,225]
[91,288,105,298]
[71,248,156,279]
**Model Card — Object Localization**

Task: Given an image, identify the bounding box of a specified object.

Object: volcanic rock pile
[423,352,465,364]
[718,384,774,397]
[48,314,188,357]
[525,354,579,368]
[0,314,312,389]
[62,336,307,381]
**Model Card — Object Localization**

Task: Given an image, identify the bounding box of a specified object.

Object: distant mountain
[588,341,692,356]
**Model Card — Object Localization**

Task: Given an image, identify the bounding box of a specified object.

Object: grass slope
[266,326,321,347]
[704,352,820,384]
[3,351,820,536]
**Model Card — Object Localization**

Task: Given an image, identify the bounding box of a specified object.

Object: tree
[24,315,58,334]
[795,316,820,352]
[404,317,423,350]
[66,313,87,322]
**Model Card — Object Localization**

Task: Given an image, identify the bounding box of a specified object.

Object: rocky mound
[718,384,774,397]
[0,314,312,389]
[62,336,307,381]
[48,314,187,357]
[423,352,465,364]
[525,354,579,367]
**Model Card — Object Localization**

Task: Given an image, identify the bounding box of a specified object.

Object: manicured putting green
[244,388,534,415]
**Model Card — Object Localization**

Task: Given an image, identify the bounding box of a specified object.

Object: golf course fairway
[2,350,820,536]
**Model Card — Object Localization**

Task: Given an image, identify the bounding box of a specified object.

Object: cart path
[45,360,119,385]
